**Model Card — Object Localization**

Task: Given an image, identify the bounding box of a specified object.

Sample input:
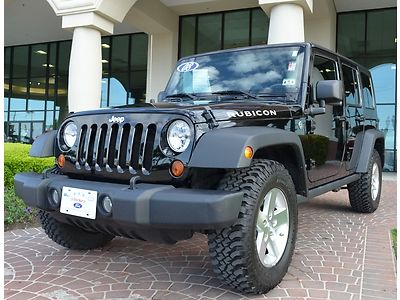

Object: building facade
[3,0,397,171]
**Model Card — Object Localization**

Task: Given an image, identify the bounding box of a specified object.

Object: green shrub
[299,135,329,166]
[4,188,38,226]
[4,143,54,188]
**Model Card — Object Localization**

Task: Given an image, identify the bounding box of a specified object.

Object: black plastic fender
[355,129,385,173]
[29,130,57,157]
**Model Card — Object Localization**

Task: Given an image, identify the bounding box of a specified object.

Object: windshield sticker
[282,78,296,86]
[288,62,296,71]
[177,62,199,72]
[193,69,211,93]
[292,50,298,57]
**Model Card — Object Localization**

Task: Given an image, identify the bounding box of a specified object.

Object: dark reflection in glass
[367,9,396,56]
[5,78,10,98]
[180,16,196,57]
[58,41,71,75]
[31,44,48,77]
[5,47,11,79]
[130,34,148,103]
[224,10,250,49]
[197,14,222,53]
[102,37,111,76]
[337,12,365,58]
[111,36,129,73]
[251,9,269,46]
[49,43,57,77]
[13,46,29,78]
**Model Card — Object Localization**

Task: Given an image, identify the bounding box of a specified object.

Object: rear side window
[361,72,375,109]
[342,64,360,106]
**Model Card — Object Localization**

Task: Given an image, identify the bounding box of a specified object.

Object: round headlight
[63,122,78,148]
[167,120,191,153]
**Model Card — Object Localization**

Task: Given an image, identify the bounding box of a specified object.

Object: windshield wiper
[212,90,258,99]
[165,93,197,100]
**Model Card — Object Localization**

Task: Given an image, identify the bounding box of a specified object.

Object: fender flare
[188,127,307,195]
[355,129,385,173]
[29,130,57,157]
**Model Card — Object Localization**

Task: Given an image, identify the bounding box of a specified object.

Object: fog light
[49,189,60,207]
[102,196,113,214]
[170,160,185,177]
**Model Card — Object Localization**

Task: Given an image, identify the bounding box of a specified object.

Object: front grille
[74,122,157,175]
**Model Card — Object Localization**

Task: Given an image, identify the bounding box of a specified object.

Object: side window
[361,72,375,109]
[311,55,338,101]
[342,64,360,106]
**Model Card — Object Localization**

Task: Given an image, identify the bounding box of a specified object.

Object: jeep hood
[69,101,302,124]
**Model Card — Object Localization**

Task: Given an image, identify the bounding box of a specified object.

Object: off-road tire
[208,159,298,294]
[39,210,114,250]
[348,149,382,213]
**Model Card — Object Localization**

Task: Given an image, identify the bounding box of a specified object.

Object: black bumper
[14,172,243,230]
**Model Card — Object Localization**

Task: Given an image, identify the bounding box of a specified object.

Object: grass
[391,229,397,258]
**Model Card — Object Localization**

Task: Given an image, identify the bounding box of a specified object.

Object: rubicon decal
[109,116,125,123]
[227,110,278,118]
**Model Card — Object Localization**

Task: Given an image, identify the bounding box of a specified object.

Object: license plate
[60,187,98,220]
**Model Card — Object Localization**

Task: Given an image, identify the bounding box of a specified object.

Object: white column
[259,0,313,44]
[268,4,305,44]
[68,27,102,112]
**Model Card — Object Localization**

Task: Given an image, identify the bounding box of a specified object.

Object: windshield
[164,46,305,103]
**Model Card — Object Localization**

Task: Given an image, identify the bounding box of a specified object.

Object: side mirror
[316,80,343,105]
[157,91,166,102]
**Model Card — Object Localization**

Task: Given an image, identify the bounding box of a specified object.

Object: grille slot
[74,122,157,175]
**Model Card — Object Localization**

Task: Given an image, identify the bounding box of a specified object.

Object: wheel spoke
[257,211,268,232]
[256,231,268,258]
[273,207,288,228]
[267,237,279,260]
[266,189,278,217]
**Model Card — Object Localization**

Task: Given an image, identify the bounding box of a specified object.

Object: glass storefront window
[366,9,396,56]
[376,104,396,150]
[13,46,29,78]
[384,150,396,172]
[58,41,71,75]
[337,12,365,57]
[197,14,222,53]
[251,8,269,45]
[5,47,11,79]
[370,63,396,104]
[180,16,196,57]
[223,10,250,49]
[31,44,48,78]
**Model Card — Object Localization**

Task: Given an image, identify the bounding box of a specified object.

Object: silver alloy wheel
[256,188,289,267]
[371,162,380,201]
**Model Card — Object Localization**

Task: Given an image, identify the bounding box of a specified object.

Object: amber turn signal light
[57,154,65,168]
[170,160,185,177]
[244,146,253,159]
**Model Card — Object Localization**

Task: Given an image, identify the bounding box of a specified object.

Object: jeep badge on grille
[109,116,125,123]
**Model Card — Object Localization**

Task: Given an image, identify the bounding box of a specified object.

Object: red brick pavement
[4,179,397,300]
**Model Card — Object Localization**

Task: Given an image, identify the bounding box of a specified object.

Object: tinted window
[360,72,374,108]
[342,64,360,106]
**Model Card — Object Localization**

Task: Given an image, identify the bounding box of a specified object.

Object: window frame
[360,71,376,110]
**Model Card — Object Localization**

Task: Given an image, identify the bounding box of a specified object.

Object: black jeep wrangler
[15,42,384,294]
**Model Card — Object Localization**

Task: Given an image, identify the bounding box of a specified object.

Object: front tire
[348,149,382,213]
[39,210,114,250]
[208,159,298,294]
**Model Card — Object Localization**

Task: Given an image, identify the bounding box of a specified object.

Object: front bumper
[14,172,243,230]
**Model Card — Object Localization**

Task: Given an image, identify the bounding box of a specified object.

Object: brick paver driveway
[4,176,397,300]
